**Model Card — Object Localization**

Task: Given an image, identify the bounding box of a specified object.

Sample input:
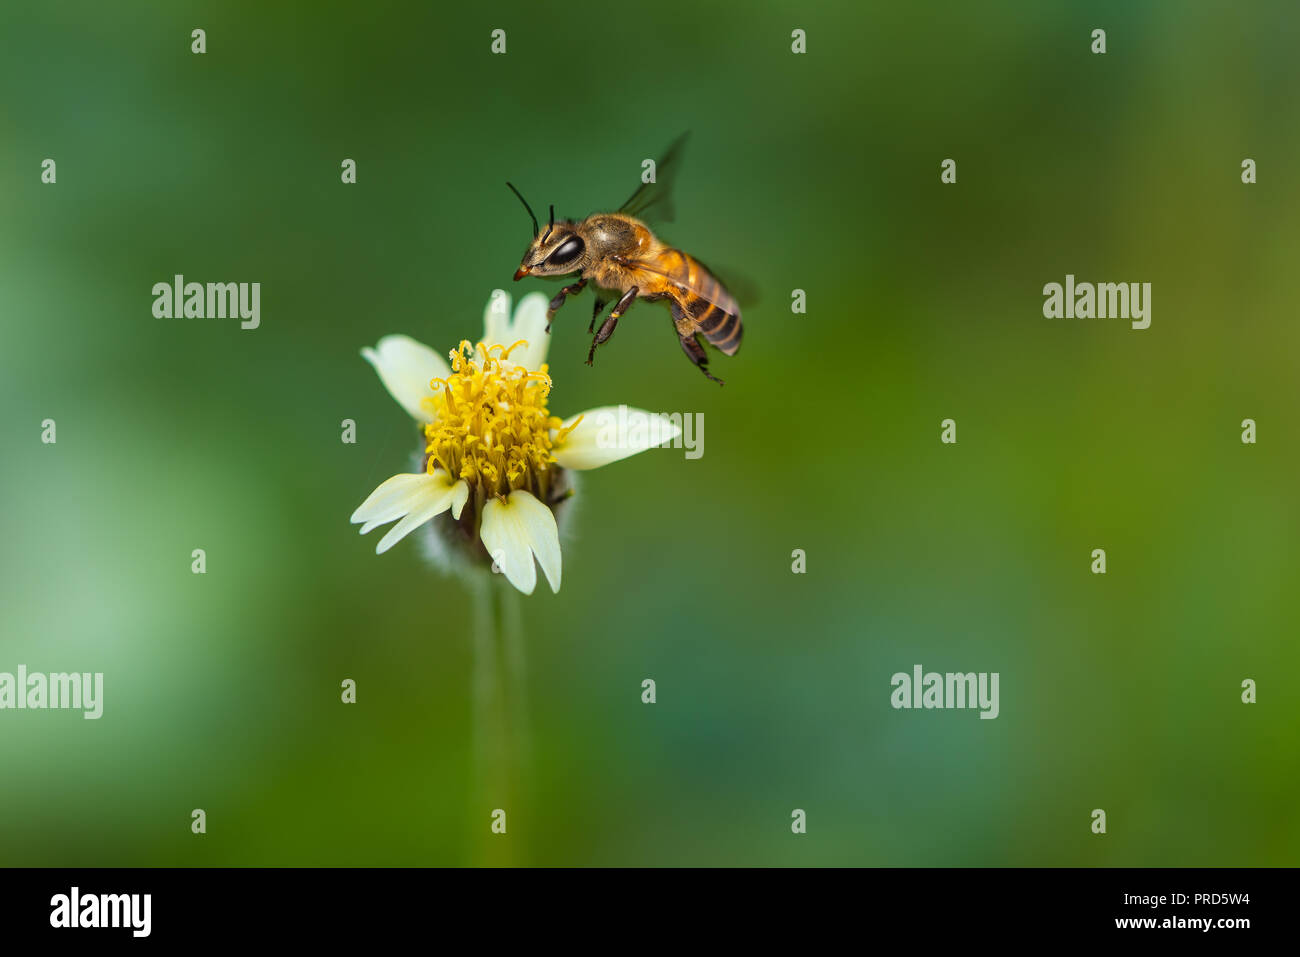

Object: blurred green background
[2,0,1297,866]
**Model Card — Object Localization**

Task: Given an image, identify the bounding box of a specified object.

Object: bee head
[506,182,587,280]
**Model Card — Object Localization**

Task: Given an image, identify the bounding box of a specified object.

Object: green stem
[468,572,529,866]
[501,584,532,780]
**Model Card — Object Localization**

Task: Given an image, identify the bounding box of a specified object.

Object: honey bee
[507,133,743,385]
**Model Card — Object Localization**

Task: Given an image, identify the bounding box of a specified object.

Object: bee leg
[585,287,637,366]
[678,332,725,386]
[588,297,606,334]
[585,316,617,365]
[606,287,637,324]
[545,278,587,333]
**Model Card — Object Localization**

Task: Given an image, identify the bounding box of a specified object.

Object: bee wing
[684,255,762,307]
[617,132,690,225]
[620,257,740,315]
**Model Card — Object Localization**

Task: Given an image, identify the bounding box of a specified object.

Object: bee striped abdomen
[677,252,743,356]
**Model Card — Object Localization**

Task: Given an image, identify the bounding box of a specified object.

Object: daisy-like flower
[352,291,681,595]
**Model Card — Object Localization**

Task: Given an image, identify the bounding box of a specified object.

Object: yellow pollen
[422,341,577,499]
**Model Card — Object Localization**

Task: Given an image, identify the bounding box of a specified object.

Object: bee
[506,133,742,385]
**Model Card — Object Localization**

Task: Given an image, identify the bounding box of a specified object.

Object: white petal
[351,472,435,532]
[507,292,551,371]
[481,291,551,372]
[480,500,535,594]
[375,482,465,554]
[448,481,470,520]
[479,490,562,595]
[361,335,450,423]
[482,289,513,349]
[350,470,468,554]
[375,503,439,554]
[552,405,683,471]
[510,490,562,593]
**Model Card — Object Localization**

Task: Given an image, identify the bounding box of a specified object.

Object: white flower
[352,291,681,595]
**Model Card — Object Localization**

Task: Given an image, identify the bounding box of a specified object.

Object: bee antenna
[542,204,555,244]
[506,182,539,238]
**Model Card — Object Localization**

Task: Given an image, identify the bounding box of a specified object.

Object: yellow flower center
[422,340,579,501]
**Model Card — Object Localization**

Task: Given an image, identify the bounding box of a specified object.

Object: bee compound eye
[547,236,584,266]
